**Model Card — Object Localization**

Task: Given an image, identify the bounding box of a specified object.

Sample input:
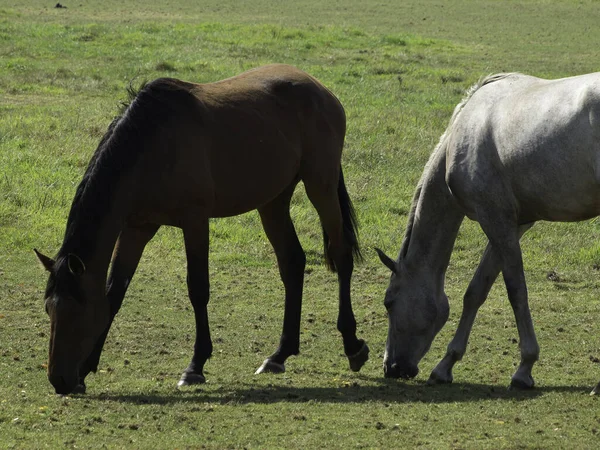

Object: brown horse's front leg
[178,220,212,387]
[78,224,159,393]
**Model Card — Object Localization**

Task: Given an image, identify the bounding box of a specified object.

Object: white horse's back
[380,71,600,394]
[446,72,600,223]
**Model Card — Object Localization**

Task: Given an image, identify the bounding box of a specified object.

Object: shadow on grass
[85,376,594,405]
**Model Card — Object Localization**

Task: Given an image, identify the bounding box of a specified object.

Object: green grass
[1,1,600,448]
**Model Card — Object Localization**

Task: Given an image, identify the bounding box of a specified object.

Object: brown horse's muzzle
[48,371,79,395]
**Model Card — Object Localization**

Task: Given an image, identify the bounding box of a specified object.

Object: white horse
[376,72,600,395]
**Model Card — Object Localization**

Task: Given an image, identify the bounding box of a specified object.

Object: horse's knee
[445,345,465,362]
[520,341,540,363]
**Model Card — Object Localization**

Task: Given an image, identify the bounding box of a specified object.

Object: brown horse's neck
[400,147,464,286]
[62,209,123,275]
[59,197,126,282]
[58,152,134,281]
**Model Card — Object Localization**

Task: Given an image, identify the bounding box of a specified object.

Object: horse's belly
[500,138,600,222]
[210,186,289,218]
[515,182,600,223]
[209,157,301,218]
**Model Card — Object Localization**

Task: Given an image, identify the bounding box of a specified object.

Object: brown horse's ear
[34,249,55,272]
[67,253,86,276]
[375,248,397,274]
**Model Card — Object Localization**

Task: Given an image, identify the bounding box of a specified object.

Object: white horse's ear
[67,253,86,276]
[375,248,397,274]
[34,249,55,272]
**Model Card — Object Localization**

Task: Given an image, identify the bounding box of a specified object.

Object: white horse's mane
[397,73,519,260]
[451,72,519,128]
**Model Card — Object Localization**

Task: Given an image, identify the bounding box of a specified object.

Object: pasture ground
[1,1,599,448]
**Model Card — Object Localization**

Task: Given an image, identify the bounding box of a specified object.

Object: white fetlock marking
[177,372,206,388]
[255,359,285,374]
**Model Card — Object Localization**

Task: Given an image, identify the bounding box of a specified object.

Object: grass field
[1,0,599,448]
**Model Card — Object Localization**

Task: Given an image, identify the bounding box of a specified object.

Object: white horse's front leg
[429,224,533,386]
[428,242,502,384]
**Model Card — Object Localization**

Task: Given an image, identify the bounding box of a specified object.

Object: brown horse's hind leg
[304,174,368,372]
[178,218,212,387]
[255,183,306,374]
[78,223,159,392]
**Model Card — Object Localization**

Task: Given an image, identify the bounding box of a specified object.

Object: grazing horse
[35,64,369,395]
[376,72,600,395]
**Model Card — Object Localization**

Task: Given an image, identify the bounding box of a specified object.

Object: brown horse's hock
[36,64,368,395]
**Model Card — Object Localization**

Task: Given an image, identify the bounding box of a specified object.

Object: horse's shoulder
[575,76,600,130]
[575,74,600,106]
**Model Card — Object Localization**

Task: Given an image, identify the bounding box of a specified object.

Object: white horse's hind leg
[477,215,540,389]
[428,223,533,385]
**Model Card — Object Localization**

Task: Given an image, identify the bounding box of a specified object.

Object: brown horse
[35,64,369,395]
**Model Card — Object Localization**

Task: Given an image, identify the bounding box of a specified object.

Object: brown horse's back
[38,65,366,396]
[130,64,346,223]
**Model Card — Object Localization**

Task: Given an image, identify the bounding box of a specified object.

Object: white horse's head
[376,249,449,379]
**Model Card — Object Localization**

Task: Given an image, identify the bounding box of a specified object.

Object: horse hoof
[255,359,285,375]
[509,375,535,390]
[591,382,600,396]
[427,370,453,386]
[177,372,206,388]
[348,340,369,372]
[72,382,87,394]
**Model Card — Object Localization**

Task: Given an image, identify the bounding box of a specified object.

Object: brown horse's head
[35,250,109,395]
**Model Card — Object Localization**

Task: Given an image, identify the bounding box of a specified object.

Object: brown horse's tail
[323,169,362,272]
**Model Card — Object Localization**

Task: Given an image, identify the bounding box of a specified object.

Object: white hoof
[255,359,285,374]
[177,372,206,388]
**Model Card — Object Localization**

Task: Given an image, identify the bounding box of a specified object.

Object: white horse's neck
[400,148,464,286]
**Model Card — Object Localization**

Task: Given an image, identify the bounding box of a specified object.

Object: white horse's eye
[382,71,600,393]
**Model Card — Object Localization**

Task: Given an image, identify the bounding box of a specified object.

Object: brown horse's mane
[58,78,197,261]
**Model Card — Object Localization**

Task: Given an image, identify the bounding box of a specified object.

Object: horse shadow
[86,375,591,405]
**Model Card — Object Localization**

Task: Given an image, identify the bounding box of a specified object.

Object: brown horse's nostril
[48,374,75,395]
